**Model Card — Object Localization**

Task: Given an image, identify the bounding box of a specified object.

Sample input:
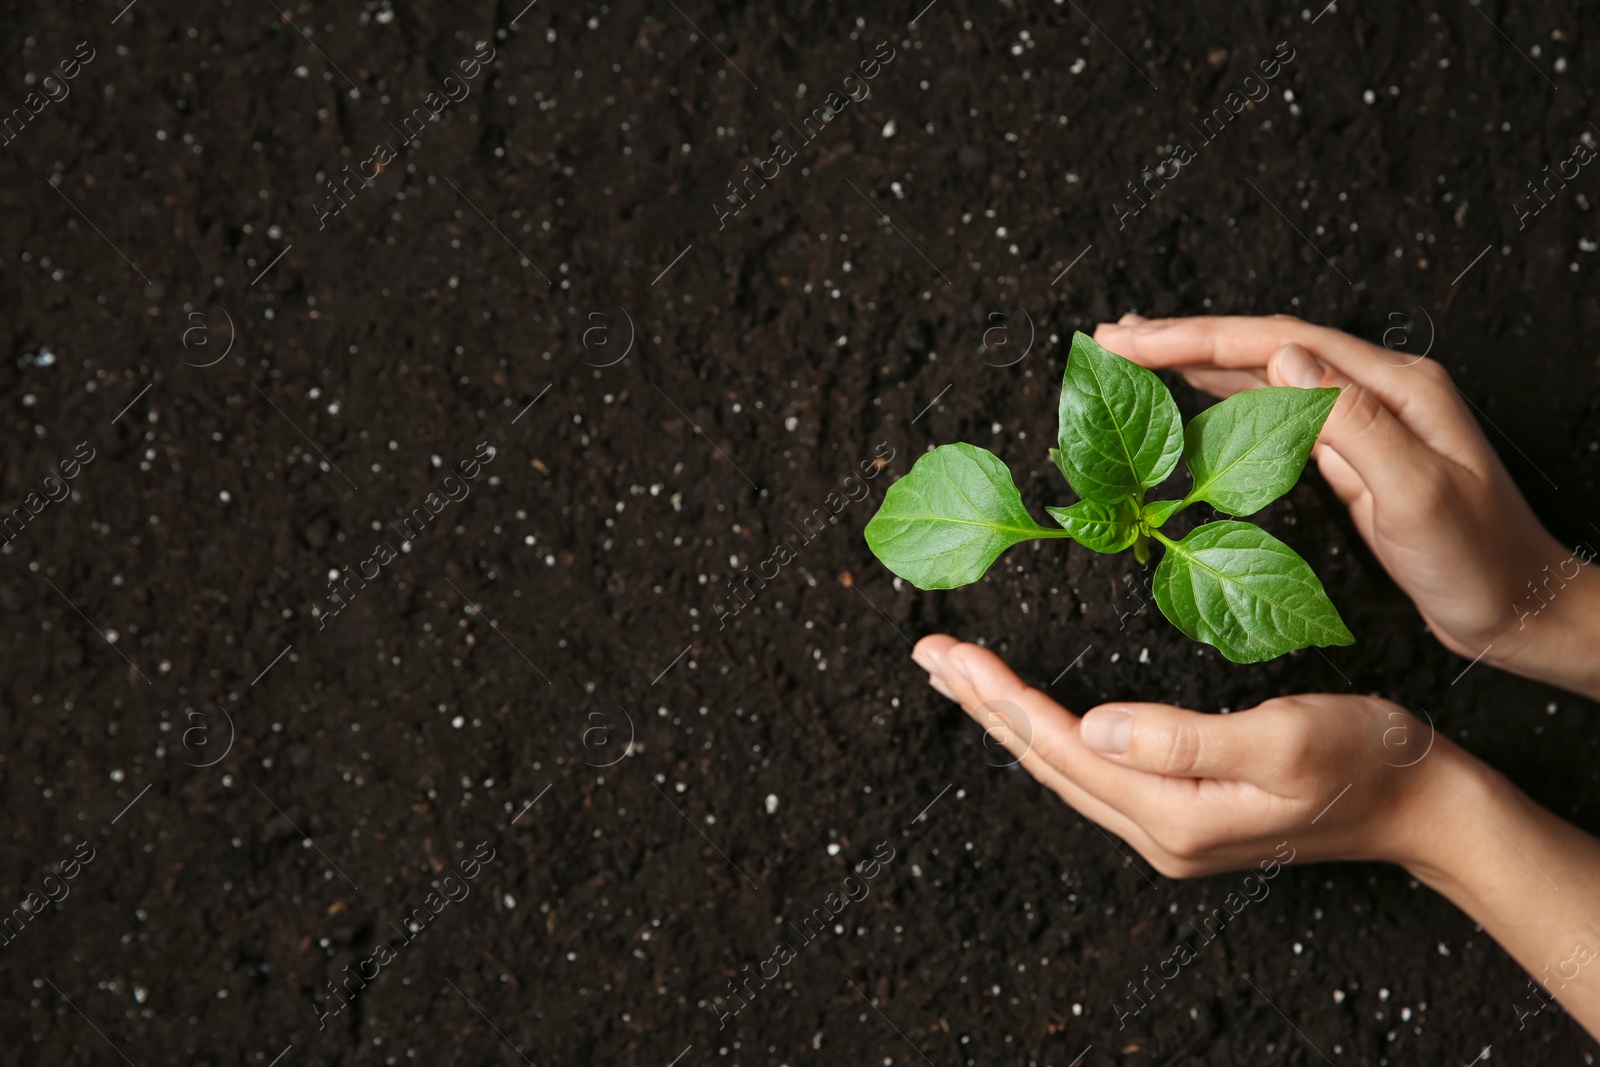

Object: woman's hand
[912,634,1443,875]
[913,634,1600,1038]
[1091,314,1600,700]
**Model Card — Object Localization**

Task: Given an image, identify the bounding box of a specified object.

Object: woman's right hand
[1093,314,1600,700]
[914,634,1600,1042]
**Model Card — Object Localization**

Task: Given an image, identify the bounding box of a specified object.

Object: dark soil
[3,1,1600,1064]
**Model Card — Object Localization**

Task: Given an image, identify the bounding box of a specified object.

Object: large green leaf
[1046,497,1140,554]
[1056,332,1183,503]
[864,443,1064,589]
[1183,386,1341,515]
[1152,520,1353,663]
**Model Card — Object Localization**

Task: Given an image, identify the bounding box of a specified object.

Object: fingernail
[928,673,955,701]
[911,646,941,676]
[1275,344,1324,389]
[1081,709,1133,754]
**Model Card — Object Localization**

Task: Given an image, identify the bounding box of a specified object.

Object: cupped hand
[913,634,1449,876]
[1092,313,1599,696]
[913,635,1600,1043]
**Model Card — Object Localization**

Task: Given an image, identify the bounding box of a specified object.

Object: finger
[1079,700,1303,785]
[939,641,1099,778]
[1094,315,1460,439]
[1267,343,1449,502]
[914,637,1152,830]
[913,634,962,678]
[1312,445,1375,538]
[1177,367,1270,400]
[914,639,1290,876]
[917,635,1073,780]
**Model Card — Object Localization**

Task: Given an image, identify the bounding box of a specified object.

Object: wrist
[1395,742,1580,929]
[1536,559,1600,700]
[1489,536,1600,701]
[1391,741,1507,894]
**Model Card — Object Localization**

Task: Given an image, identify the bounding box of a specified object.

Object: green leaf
[864,443,1065,590]
[1151,521,1353,663]
[1140,498,1185,528]
[1056,332,1183,503]
[1046,497,1140,554]
[1183,386,1341,515]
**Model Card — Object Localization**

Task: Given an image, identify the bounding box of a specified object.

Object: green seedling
[864,332,1353,663]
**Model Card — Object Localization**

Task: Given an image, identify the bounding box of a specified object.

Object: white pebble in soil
[764,794,779,814]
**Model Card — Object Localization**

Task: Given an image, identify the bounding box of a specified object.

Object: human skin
[912,314,1600,1040]
[1096,313,1600,702]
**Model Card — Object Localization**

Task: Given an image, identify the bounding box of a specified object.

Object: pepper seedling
[864,331,1353,663]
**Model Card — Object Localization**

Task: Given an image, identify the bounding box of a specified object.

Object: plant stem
[1148,528,1178,549]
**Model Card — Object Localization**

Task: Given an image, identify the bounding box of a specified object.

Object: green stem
[1148,528,1178,549]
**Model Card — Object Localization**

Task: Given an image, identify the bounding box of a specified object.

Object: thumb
[1268,342,1440,501]
[1080,702,1293,780]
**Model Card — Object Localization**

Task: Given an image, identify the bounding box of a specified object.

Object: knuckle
[1417,357,1453,388]
[1155,721,1205,777]
[1408,474,1455,522]
[1277,726,1318,776]
[1156,821,1212,861]
[1334,383,1386,435]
